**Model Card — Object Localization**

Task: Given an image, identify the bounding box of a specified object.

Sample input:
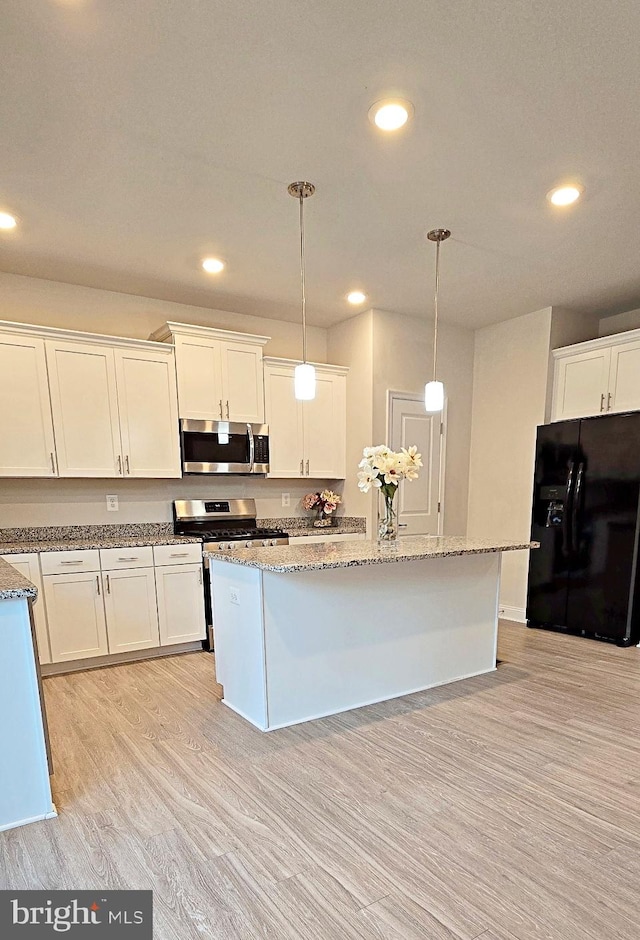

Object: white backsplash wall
[0,477,346,528]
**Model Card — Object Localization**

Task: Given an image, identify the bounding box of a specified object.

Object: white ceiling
[1,0,640,330]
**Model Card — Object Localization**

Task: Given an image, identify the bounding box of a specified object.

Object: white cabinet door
[46,340,122,477]
[608,339,640,414]
[114,348,181,478]
[303,372,347,478]
[1,553,51,664]
[220,342,265,423]
[0,334,57,477]
[44,571,109,662]
[102,567,160,653]
[155,563,206,645]
[174,334,224,420]
[551,349,611,421]
[264,364,305,477]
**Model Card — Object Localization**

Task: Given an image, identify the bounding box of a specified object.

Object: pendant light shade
[425,227,451,414]
[294,362,316,400]
[288,181,316,401]
[424,380,444,413]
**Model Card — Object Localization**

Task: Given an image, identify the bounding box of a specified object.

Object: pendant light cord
[299,192,307,365]
[432,236,440,383]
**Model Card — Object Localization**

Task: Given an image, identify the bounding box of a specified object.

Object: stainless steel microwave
[180,420,270,474]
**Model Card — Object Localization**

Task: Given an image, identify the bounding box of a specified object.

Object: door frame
[387,390,447,535]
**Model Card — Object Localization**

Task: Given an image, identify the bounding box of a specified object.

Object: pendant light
[424,227,451,413]
[288,181,316,401]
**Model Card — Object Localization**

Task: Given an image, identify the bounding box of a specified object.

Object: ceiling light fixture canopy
[425,228,451,414]
[288,181,316,401]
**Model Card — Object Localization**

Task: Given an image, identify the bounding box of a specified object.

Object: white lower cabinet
[155,563,207,645]
[1,553,51,664]
[102,567,160,653]
[44,570,109,662]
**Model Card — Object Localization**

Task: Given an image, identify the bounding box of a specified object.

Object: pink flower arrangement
[302,489,341,516]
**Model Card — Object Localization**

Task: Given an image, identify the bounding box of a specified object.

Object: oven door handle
[247,424,255,472]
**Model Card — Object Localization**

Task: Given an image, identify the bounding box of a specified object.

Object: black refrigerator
[526,411,640,646]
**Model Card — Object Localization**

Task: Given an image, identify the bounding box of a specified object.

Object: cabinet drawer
[100,545,154,570]
[40,549,100,575]
[153,543,202,566]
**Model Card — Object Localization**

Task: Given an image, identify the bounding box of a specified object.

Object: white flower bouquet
[357,445,422,540]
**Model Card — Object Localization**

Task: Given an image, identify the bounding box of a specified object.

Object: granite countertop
[0,557,38,600]
[0,524,201,555]
[260,516,366,537]
[205,535,539,573]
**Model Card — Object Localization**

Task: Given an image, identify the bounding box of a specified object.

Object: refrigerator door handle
[571,462,585,553]
[562,460,575,555]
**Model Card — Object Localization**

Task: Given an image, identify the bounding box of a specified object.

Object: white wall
[467,308,553,618]
[328,308,475,537]
[598,307,640,336]
[0,476,343,528]
[0,271,327,361]
[327,311,375,534]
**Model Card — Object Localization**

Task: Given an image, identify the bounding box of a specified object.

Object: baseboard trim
[499,605,526,623]
[41,642,203,677]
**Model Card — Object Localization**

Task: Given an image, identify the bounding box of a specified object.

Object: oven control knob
[219,542,227,550]
[262,539,270,547]
[270,539,278,546]
[245,540,253,548]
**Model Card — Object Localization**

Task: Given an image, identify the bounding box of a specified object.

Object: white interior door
[390,393,442,535]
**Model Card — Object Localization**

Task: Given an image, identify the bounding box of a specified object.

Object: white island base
[211,550,505,731]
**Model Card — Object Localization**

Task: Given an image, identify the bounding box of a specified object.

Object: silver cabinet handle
[117,454,122,474]
[198,568,203,585]
[170,552,189,557]
[60,560,83,565]
[125,455,130,474]
[600,393,605,412]
[117,556,139,562]
[226,400,230,419]
[219,399,223,419]
[96,575,100,596]
[50,452,56,474]
[306,459,310,476]
[300,459,304,476]
[607,392,612,411]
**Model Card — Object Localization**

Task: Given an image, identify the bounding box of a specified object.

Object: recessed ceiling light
[547,184,583,207]
[368,99,413,132]
[202,257,225,274]
[347,290,367,305]
[0,212,17,230]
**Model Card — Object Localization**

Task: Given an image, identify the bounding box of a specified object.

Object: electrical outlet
[281,493,290,508]
[106,495,119,512]
[229,587,240,606]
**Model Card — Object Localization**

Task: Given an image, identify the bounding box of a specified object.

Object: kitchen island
[208,536,536,731]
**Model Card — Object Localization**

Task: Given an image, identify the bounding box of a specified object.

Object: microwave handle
[247,424,255,471]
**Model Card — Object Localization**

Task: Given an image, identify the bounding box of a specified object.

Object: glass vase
[377,490,398,541]
[313,509,333,528]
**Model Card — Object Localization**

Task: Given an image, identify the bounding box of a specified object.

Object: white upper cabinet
[46,340,123,477]
[551,329,640,421]
[263,363,304,477]
[0,332,57,477]
[114,347,181,477]
[264,358,348,479]
[151,323,270,424]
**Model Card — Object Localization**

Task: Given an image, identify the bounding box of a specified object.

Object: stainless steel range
[173,498,289,649]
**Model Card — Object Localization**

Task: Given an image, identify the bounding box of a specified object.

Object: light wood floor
[2,622,639,939]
